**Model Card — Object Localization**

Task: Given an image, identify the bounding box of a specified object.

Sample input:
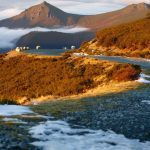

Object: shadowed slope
[17,31,95,49]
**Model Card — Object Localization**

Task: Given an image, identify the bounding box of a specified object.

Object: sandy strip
[4,50,60,60]
[25,81,140,105]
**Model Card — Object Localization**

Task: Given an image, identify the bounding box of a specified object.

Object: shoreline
[4,49,150,62]
[24,81,141,105]
[5,50,61,60]
[73,52,150,61]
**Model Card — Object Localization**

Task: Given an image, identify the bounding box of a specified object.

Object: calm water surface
[25,49,70,56]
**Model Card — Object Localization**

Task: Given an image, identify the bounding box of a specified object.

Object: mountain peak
[0,1,149,29]
[125,2,150,10]
[42,1,48,4]
[37,1,65,13]
[136,2,150,8]
[41,1,50,6]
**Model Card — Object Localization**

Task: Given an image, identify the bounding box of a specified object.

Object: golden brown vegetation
[96,18,150,50]
[0,54,141,103]
[75,18,150,59]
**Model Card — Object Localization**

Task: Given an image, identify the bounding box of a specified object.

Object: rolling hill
[76,17,150,59]
[78,3,150,30]
[16,31,95,49]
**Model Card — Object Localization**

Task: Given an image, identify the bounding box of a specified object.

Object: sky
[0,0,149,20]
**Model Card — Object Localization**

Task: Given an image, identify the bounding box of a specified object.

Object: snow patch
[73,53,88,56]
[137,78,150,84]
[2,117,27,124]
[137,73,150,84]
[140,73,150,79]
[142,100,150,105]
[29,120,150,150]
[0,105,33,116]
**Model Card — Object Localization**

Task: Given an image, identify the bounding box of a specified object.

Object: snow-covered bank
[142,100,150,105]
[73,53,89,56]
[2,117,27,124]
[140,73,150,79]
[137,73,150,84]
[29,120,150,150]
[0,105,33,116]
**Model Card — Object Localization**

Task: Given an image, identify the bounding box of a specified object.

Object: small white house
[26,47,30,50]
[20,47,23,51]
[36,46,41,50]
[16,47,21,52]
[71,46,76,50]
[15,47,30,52]
[63,47,67,50]
[23,47,26,50]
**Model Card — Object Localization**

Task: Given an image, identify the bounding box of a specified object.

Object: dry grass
[96,18,150,50]
[76,18,150,59]
[0,53,141,104]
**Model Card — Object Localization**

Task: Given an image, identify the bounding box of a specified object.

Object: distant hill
[0,1,149,30]
[17,31,95,49]
[78,3,150,30]
[76,17,150,59]
[96,17,150,50]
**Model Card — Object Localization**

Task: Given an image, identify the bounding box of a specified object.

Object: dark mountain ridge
[17,31,95,49]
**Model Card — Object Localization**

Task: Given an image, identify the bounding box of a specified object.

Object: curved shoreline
[26,81,141,105]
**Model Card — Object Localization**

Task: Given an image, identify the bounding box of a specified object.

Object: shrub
[0,55,141,101]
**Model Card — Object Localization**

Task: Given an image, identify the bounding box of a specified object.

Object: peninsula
[0,51,141,105]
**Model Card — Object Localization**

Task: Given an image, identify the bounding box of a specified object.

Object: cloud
[0,27,89,49]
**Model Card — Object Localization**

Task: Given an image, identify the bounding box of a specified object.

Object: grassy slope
[77,17,150,58]
[96,17,150,50]
[0,53,141,104]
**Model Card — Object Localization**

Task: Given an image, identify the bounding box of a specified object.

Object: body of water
[24,49,70,56]
[0,49,10,54]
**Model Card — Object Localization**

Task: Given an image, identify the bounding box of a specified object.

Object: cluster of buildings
[63,46,76,50]
[15,45,41,52]
[15,47,30,52]
[15,45,75,52]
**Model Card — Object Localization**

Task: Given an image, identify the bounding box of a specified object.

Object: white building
[63,47,67,50]
[36,46,41,50]
[16,47,21,52]
[71,46,76,50]
[15,47,30,52]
